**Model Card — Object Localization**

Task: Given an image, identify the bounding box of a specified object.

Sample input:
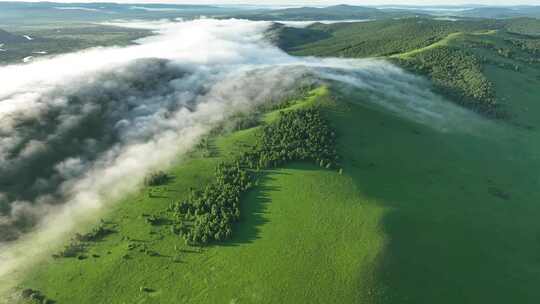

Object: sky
[0,0,539,6]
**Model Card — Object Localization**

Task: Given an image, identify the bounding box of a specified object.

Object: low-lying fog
[0,18,488,294]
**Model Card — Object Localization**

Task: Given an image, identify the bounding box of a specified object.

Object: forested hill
[272,18,540,117]
[273,18,504,58]
[458,6,540,19]
[505,18,540,36]
[232,5,426,21]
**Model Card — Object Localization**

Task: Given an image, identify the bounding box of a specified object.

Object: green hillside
[7,14,540,304]
[275,18,502,57]
[16,87,386,303]
[15,56,540,303]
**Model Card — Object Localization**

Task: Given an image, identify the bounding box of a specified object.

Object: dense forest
[397,47,498,115]
[275,18,503,57]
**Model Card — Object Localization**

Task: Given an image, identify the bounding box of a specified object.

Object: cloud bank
[0,18,487,296]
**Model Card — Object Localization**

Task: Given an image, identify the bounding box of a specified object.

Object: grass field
[15,53,540,303]
[333,88,540,303]
[10,16,540,300]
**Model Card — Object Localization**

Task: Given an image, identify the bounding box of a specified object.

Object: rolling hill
[273,17,540,118]
[17,73,540,303]
[3,9,540,304]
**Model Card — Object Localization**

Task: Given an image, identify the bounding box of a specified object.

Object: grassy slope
[320,22,540,302]
[335,95,540,303]
[20,63,540,303]
[17,23,540,301]
[19,87,385,303]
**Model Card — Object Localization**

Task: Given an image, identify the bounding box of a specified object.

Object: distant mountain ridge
[241,4,540,21]
[0,2,219,10]
[233,4,426,21]
[1,2,539,25]
[457,6,540,18]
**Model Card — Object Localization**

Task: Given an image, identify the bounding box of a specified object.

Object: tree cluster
[506,37,540,62]
[144,171,170,187]
[241,109,338,170]
[53,221,114,259]
[21,288,54,304]
[173,162,251,244]
[172,108,338,245]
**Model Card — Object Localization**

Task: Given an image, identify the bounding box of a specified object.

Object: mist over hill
[0,19,493,295]
[0,2,539,302]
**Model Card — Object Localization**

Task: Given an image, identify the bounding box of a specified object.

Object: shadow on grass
[219,171,287,246]
[218,163,329,247]
[146,216,173,227]
[327,101,540,304]
[147,192,170,199]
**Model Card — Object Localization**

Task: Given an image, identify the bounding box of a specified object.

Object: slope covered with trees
[273,17,540,117]
[396,41,499,115]
[275,18,502,57]
[505,18,540,37]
